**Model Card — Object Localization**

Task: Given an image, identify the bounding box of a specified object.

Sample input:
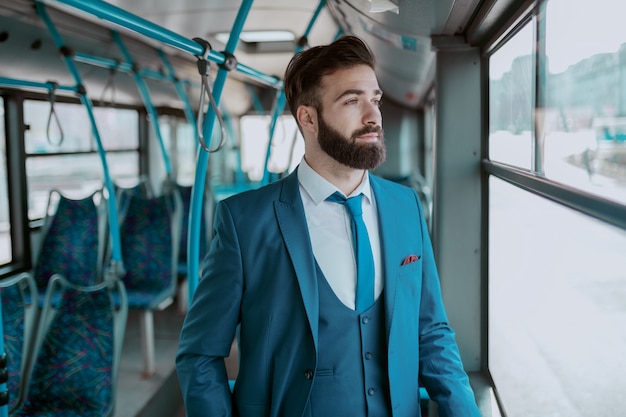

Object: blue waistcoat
[304,263,390,417]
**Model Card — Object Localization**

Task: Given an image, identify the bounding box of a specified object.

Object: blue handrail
[260,0,326,185]
[0,78,78,93]
[158,49,199,143]
[186,0,256,300]
[35,1,124,276]
[53,0,282,89]
[112,30,173,177]
[0,292,6,417]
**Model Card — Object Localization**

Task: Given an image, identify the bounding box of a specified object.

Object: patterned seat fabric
[119,193,179,309]
[33,192,101,293]
[0,273,37,412]
[176,184,211,275]
[13,276,126,417]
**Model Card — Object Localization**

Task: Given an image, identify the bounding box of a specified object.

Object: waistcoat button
[304,369,314,380]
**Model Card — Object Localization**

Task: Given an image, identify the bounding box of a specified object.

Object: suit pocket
[398,257,421,277]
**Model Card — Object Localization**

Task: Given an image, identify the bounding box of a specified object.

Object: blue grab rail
[186,0,256,300]
[0,78,78,93]
[112,30,173,177]
[53,0,281,89]
[260,0,326,185]
[35,1,124,275]
[0,292,6,417]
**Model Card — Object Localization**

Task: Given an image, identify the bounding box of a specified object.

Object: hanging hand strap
[194,38,227,153]
[46,81,65,146]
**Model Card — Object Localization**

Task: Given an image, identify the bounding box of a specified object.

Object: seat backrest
[118,190,181,308]
[114,176,154,217]
[16,275,127,417]
[33,189,104,293]
[176,183,214,273]
[0,273,37,412]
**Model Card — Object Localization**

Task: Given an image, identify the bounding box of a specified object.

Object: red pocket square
[401,254,420,265]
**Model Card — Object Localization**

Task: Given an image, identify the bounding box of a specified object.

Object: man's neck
[304,154,366,196]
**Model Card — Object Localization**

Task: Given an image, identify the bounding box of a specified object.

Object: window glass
[175,122,197,186]
[489,176,626,416]
[489,22,534,170]
[0,97,10,264]
[240,115,303,181]
[24,101,138,153]
[26,152,138,220]
[94,107,138,150]
[24,100,139,220]
[542,0,626,204]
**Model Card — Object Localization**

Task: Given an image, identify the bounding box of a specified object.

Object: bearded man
[176,35,481,417]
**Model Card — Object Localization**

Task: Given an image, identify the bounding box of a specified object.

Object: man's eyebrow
[334,88,383,102]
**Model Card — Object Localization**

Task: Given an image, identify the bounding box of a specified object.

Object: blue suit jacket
[176,169,480,417]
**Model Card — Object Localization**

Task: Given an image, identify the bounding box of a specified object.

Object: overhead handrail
[194,39,227,154]
[52,0,282,89]
[111,30,173,177]
[45,81,65,146]
[34,1,125,279]
[0,78,78,94]
[261,0,327,185]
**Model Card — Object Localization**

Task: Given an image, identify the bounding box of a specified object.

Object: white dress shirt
[297,159,383,310]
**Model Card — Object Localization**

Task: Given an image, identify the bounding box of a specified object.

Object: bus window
[240,114,303,181]
[489,175,626,416]
[489,21,534,170]
[542,0,626,205]
[24,100,139,220]
[0,97,10,264]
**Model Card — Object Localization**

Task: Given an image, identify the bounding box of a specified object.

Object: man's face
[317,112,386,170]
[315,65,386,170]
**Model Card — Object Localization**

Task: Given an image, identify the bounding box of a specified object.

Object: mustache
[351,125,383,139]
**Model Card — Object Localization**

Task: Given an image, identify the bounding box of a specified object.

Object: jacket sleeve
[176,200,243,417]
[414,191,482,417]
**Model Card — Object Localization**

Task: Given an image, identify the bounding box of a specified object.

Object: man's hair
[283,36,376,118]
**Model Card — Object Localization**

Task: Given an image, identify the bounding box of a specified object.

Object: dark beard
[317,115,386,170]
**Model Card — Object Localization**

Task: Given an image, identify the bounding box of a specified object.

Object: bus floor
[115,302,240,417]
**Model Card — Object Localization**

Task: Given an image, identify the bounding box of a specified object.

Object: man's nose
[363,103,382,126]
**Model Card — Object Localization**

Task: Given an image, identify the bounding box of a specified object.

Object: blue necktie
[326,192,375,312]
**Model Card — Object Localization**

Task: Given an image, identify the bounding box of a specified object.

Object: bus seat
[33,189,105,301]
[117,189,182,377]
[175,183,214,313]
[0,272,38,413]
[114,175,154,215]
[12,274,127,417]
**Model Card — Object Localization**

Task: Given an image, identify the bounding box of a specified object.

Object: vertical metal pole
[260,0,326,185]
[187,0,256,300]
[0,291,7,417]
[35,1,124,272]
[112,31,173,177]
[533,4,547,175]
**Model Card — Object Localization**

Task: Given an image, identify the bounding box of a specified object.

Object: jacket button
[365,352,372,360]
[304,369,314,380]
[368,387,376,396]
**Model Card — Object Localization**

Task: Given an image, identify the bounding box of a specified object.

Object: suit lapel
[274,170,319,350]
[370,175,400,339]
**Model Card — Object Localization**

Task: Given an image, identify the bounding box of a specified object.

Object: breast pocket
[398,257,422,298]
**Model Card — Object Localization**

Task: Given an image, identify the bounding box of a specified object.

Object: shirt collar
[297,157,372,205]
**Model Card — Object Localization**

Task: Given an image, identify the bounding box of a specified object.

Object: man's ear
[296,105,317,134]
